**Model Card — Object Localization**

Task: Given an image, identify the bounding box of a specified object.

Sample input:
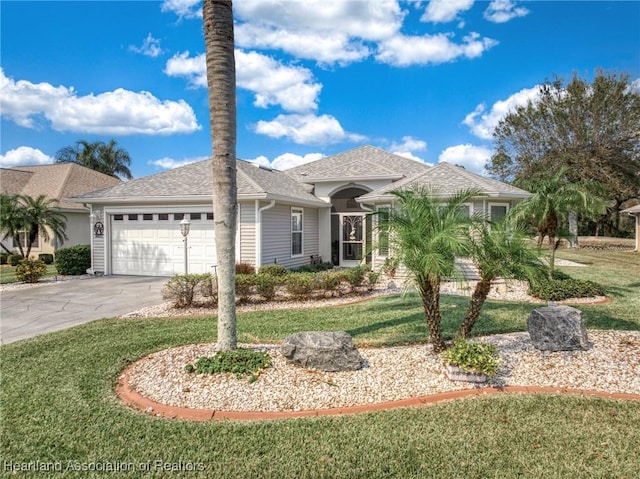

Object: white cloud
[0,146,54,168]
[161,0,201,19]
[389,136,429,163]
[629,78,640,92]
[254,114,365,145]
[483,0,529,23]
[376,32,497,67]
[438,144,492,173]
[148,156,207,170]
[0,69,200,135]
[129,34,164,58]
[247,152,325,171]
[463,86,540,139]
[165,50,322,113]
[421,0,474,23]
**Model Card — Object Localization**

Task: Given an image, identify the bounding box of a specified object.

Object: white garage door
[111,212,217,276]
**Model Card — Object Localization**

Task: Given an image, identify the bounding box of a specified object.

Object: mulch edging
[116,365,640,422]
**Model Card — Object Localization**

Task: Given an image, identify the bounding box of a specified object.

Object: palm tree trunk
[419,280,445,353]
[458,277,492,338]
[204,0,237,351]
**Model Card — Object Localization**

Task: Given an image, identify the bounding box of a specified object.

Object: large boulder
[527,305,589,351]
[281,331,364,372]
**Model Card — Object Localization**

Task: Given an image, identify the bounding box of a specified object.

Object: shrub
[235,263,255,275]
[366,270,382,291]
[317,270,344,296]
[8,254,22,267]
[255,273,279,301]
[38,253,54,265]
[442,338,500,376]
[15,259,47,283]
[54,245,90,275]
[347,265,370,290]
[258,264,289,277]
[235,274,256,302]
[529,275,605,301]
[382,257,399,278]
[162,274,210,308]
[295,261,334,273]
[199,274,218,305]
[0,252,8,265]
[285,272,318,299]
[185,348,272,382]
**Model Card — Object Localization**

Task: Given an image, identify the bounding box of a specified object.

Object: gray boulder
[281,331,364,372]
[527,305,589,351]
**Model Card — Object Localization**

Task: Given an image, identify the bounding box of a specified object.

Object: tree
[203,0,237,351]
[55,139,133,180]
[379,188,478,353]
[0,194,67,258]
[509,168,605,277]
[458,220,543,339]
[488,70,640,235]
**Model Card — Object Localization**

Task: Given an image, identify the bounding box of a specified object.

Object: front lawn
[1,249,638,478]
[0,264,58,284]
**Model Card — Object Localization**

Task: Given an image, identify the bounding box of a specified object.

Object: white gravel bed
[124,330,640,412]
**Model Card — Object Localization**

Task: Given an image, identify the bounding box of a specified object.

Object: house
[621,204,640,252]
[0,163,122,257]
[72,145,531,277]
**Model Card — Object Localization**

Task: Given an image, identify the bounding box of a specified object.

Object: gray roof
[622,204,640,214]
[358,162,532,202]
[73,159,326,206]
[286,145,430,183]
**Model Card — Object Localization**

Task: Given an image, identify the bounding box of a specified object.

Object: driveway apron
[0,276,166,345]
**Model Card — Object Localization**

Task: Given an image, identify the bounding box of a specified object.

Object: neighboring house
[621,204,640,252]
[72,145,531,277]
[0,164,122,256]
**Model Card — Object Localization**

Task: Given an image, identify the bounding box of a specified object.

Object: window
[114,214,124,221]
[206,213,214,220]
[377,206,390,256]
[291,208,303,256]
[13,230,39,249]
[190,213,202,220]
[489,204,509,222]
[143,214,153,221]
[174,213,184,220]
[128,214,138,221]
[158,214,169,221]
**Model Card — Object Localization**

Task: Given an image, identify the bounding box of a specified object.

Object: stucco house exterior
[0,163,121,257]
[72,145,531,277]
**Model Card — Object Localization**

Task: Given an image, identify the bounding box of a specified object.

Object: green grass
[1,250,639,478]
[0,264,58,284]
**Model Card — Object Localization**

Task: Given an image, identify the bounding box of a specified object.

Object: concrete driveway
[0,275,167,345]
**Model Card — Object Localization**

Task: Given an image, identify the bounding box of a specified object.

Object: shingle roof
[358,162,532,202]
[285,145,430,182]
[0,164,121,210]
[622,204,640,214]
[73,159,326,206]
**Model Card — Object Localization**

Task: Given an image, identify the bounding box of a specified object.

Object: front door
[339,214,365,267]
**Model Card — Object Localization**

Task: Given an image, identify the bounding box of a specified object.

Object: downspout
[255,200,276,267]
[85,203,95,275]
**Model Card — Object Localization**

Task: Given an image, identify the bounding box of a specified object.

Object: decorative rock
[281,331,364,372]
[527,305,589,351]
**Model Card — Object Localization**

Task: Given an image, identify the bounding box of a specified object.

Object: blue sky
[1,0,639,178]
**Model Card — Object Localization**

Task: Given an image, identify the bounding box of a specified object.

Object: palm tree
[55,139,133,180]
[458,220,544,338]
[0,194,67,258]
[203,0,238,351]
[379,187,479,353]
[510,167,605,277]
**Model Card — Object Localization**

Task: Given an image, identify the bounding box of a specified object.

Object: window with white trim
[291,208,303,256]
[377,205,391,257]
[489,203,509,222]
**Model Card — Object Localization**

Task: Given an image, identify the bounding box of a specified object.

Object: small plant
[54,245,91,275]
[382,257,399,278]
[0,252,9,264]
[235,263,255,275]
[528,271,605,301]
[255,273,279,301]
[285,272,318,299]
[199,274,218,305]
[442,338,500,377]
[15,259,47,283]
[235,274,256,302]
[294,261,334,273]
[258,264,289,277]
[38,253,54,265]
[185,348,272,382]
[346,265,370,290]
[366,270,382,291]
[317,270,344,296]
[8,254,22,266]
[162,274,209,308]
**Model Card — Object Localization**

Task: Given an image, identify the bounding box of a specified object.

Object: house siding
[261,204,319,269]
[239,202,256,265]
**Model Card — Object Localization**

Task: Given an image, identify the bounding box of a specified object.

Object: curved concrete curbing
[116,364,640,422]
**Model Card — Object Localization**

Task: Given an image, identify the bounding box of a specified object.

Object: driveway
[0,275,167,345]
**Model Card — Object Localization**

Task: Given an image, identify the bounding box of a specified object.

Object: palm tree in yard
[55,139,133,180]
[458,220,544,339]
[203,0,237,350]
[379,188,479,353]
[0,194,24,255]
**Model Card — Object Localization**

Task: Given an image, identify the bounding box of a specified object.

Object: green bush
[317,270,344,296]
[0,252,8,265]
[443,338,500,376]
[162,274,210,308]
[37,253,54,265]
[235,274,256,302]
[199,274,218,305]
[285,272,318,299]
[258,264,289,277]
[235,263,255,275]
[528,271,605,301]
[366,270,382,291]
[8,254,22,267]
[255,273,279,301]
[15,259,47,283]
[294,261,334,273]
[185,348,272,382]
[54,245,90,275]
[347,265,370,289]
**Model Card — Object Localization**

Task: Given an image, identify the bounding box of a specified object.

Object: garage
[110,212,217,276]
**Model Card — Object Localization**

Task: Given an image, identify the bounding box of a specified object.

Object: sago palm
[19,195,67,258]
[458,220,543,338]
[381,187,479,352]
